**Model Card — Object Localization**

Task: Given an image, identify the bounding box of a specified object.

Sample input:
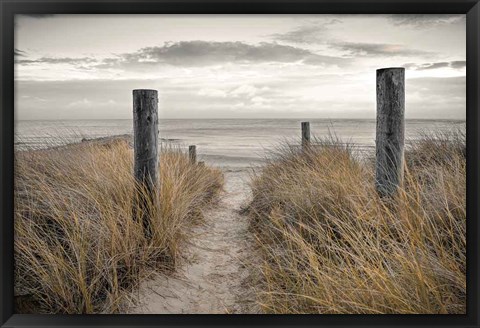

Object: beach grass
[248,131,465,314]
[14,137,223,313]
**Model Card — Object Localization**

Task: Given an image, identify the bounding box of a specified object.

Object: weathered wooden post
[375,68,405,197]
[301,122,311,150]
[189,145,196,164]
[133,89,159,238]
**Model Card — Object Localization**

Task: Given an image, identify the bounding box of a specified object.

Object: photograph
[13,13,466,314]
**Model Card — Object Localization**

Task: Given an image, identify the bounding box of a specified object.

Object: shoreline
[15,134,261,172]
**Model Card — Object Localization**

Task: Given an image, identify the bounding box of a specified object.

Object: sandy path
[130,170,259,314]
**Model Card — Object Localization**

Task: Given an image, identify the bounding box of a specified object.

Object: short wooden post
[133,89,159,238]
[189,145,196,164]
[301,122,310,149]
[375,68,405,197]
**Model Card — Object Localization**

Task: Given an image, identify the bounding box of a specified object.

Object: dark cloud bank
[101,41,348,68]
[388,14,465,27]
[17,41,349,69]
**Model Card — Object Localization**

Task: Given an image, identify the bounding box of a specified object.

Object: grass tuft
[248,131,465,314]
[14,138,223,313]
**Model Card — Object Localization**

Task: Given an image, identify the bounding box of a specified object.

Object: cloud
[271,25,325,43]
[270,19,341,44]
[16,56,97,65]
[406,76,465,119]
[198,84,271,99]
[388,14,465,28]
[408,76,465,90]
[417,62,450,70]
[252,96,270,103]
[230,85,262,97]
[98,41,348,68]
[404,61,466,70]
[66,98,116,109]
[15,74,465,120]
[14,49,26,57]
[198,88,227,98]
[450,61,467,69]
[20,95,47,102]
[67,98,93,108]
[332,42,432,57]
[15,41,349,73]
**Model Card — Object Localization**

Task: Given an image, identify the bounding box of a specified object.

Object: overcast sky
[15,14,466,120]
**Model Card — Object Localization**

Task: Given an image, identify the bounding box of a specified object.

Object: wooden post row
[133,89,159,238]
[375,68,405,197]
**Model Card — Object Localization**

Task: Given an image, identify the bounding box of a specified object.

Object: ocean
[15,119,465,169]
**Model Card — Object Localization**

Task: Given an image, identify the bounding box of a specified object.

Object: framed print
[1,0,479,327]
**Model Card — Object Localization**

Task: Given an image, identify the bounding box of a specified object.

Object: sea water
[15,119,465,169]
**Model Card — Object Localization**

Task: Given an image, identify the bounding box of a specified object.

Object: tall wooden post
[301,122,311,150]
[375,68,405,197]
[189,145,197,164]
[133,89,159,238]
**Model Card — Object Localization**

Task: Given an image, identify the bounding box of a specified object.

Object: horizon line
[16,117,467,122]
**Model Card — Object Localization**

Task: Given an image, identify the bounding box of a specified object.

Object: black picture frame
[1,1,478,327]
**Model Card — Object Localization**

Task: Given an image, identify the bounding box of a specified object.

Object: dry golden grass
[14,138,223,313]
[248,131,465,314]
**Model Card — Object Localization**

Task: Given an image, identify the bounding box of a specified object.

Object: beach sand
[128,169,260,314]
